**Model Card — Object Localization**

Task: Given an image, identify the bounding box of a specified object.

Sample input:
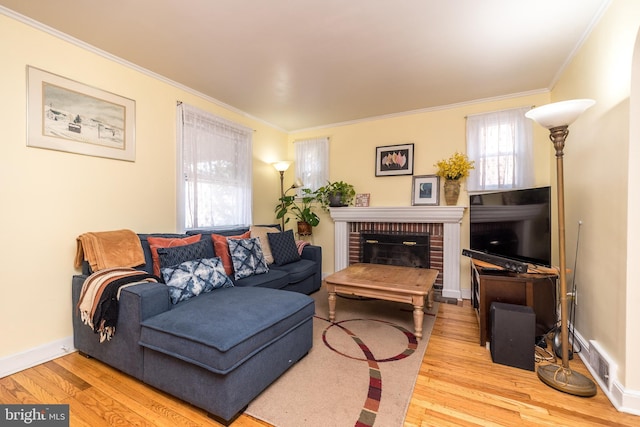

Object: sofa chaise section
[139,287,314,423]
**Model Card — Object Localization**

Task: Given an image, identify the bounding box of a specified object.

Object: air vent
[589,340,616,392]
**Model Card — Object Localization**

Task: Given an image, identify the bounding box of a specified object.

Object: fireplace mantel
[330,206,466,299]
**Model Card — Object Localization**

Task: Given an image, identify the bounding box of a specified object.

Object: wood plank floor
[1,300,637,426]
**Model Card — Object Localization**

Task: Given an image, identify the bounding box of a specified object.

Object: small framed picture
[355,193,370,207]
[375,143,414,176]
[412,175,440,206]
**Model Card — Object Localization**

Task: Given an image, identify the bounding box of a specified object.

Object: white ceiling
[1,0,610,131]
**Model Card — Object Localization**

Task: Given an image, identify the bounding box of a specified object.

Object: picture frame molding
[411,174,440,206]
[375,143,414,176]
[26,66,136,161]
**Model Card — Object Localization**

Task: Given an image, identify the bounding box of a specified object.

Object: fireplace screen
[361,231,430,268]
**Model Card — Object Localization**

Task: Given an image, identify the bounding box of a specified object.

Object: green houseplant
[315,180,356,211]
[274,188,320,234]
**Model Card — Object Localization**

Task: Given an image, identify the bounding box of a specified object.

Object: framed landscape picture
[26,66,136,161]
[375,143,414,176]
[411,175,440,205]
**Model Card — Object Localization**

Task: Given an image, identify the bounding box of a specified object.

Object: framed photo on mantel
[375,143,414,176]
[411,175,440,206]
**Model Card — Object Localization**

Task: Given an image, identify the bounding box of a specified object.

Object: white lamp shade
[272,161,291,172]
[525,99,595,129]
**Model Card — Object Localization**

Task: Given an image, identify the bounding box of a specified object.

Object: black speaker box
[490,302,535,371]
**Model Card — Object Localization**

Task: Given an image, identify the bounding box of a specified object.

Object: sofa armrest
[71,274,171,379]
[300,244,321,263]
[301,244,322,282]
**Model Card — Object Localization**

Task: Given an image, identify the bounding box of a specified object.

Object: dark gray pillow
[157,239,214,272]
[267,230,301,266]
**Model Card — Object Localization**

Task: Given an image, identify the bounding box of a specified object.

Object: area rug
[245,284,438,427]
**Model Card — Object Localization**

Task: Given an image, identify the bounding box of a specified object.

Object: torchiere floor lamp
[525,99,597,397]
[272,161,292,230]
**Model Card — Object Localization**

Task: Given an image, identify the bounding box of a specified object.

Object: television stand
[470,259,558,346]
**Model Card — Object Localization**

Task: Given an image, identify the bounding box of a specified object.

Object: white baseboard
[572,329,640,416]
[0,336,75,378]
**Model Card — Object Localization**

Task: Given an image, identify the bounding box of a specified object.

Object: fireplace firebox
[361,231,430,269]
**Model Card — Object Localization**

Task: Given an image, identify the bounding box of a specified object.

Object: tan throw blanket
[75,229,145,272]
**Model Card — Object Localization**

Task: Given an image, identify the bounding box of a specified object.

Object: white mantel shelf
[330,206,467,300]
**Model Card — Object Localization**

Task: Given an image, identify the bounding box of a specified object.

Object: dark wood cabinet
[471,260,558,346]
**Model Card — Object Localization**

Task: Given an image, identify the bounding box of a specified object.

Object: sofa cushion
[228,237,269,280]
[148,235,201,277]
[211,231,251,276]
[269,258,318,284]
[139,287,315,374]
[233,268,289,289]
[267,230,301,266]
[156,239,214,271]
[250,225,280,264]
[161,257,233,304]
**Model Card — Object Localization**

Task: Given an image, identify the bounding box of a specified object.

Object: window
[294,137,329,193]
[177,103,252,231]
[466,106,534,192]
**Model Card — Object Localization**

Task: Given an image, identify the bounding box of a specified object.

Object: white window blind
[466,106,534,192]
[176,103,252,231]
[294,136,329,193]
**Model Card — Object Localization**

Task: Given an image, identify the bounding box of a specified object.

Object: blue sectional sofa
[72,226,321,424]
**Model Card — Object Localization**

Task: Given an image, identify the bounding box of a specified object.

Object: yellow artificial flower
[435,152,475,180]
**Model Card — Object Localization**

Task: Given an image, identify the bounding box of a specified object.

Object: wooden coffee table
[324,263,438,339]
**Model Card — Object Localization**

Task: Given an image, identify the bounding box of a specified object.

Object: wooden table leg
[412,295,424,339]
[427,288,433,309]
[328,287,337,322]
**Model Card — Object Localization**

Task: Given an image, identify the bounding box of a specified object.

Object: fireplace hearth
[329,206,466,300]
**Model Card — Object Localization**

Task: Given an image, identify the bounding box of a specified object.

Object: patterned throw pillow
[161,257,233,304]
[148,234,202,277]
[267,229,301,266]
[228,237,269,280]
[211,231,251,275]
[157,239,213,272]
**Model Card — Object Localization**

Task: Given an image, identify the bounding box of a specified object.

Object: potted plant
[315,180,356,211]
[434,152,475,205]
[274,188,320,235]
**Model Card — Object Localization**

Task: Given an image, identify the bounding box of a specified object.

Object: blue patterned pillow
[161,257,233,304]
[267,229,301,266]
[228,237,269,280]
[157,238,214,273]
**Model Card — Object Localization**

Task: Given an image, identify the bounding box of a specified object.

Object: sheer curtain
[177,103,252,231]
[294,137,329,193]
[466,106,534,192]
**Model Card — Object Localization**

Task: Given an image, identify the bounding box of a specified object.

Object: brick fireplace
[329,206,466,299]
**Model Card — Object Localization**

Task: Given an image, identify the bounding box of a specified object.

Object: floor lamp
[525,99,597,397]
[272,161,292,229]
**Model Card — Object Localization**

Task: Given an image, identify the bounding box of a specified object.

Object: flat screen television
[469,186,552,267]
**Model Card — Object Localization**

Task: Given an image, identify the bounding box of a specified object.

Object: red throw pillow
[147,235,201,277]
[212,231,251,275]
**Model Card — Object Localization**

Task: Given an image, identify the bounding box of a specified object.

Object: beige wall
[551,0,640,391]
[0,13,287,358]
[2,0,640,404]
[289,93,553,279]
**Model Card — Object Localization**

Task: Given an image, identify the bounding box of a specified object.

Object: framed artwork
[355,193,370,207]
[27,66,136,161]
[375,143,414,176]
[411,175,440,206]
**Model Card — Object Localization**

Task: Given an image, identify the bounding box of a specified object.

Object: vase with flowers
[435,152,475,205]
